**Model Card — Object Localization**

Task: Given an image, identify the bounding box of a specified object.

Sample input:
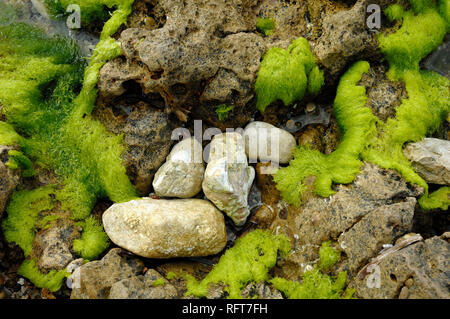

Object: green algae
[271,241,353,299]
[255,37,324,112]
[0,1,136,290]
[184,229,291,299]
[274,61,375,205]
[6,150,35,177]
[185,231,352,299]
[274,0,450,210]
[215,104,234,121]
[73,216,109,260]
[18,259,70,292]
[256,18,276,36]
[153,278,166,287]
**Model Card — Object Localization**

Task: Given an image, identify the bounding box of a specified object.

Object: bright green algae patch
[0,1,136,291]
[184,231,353,299]
[185,230,291,299]
[256,18,276,36]
[274,61,376,205]
[275,0,450,210]
[255,37,324,112]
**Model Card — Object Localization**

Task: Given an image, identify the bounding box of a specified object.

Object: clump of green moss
[215,104,234,121]
[153,278,166,287]
[275,0,449,210]
[6,150,35,177]
[184,229,291,299]
[0,1,136,290]
[271,241,353,299]
[255,37,324,112]
[256,18,276,36]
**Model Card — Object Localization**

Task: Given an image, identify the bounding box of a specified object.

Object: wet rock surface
[403,138,450,185]
[102,198,227,258]
[202,133,255,226]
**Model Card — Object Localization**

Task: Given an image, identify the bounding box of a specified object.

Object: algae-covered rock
[244,121,296,164]
[153,137,204,198]
[403,138,450,185]
[102,198,227,258]
[202,132,255,226]
[0,145,21,219]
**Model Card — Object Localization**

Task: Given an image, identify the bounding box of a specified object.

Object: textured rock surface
[312,0,380,82]
[244,121,296,164]
[203,133,255,226]
[92,104,174,195]
[70,248,145,299]
[403,138,450,185]
[102,198,227,258]
[354,234,450,299]
[153,137,204,198]
[0,145,21,218]
[271,163,422,280]
[109,269,178,299]
[33,219,80,272]
[98,0,266,120]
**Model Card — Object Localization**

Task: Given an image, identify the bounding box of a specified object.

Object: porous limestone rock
[202,132,255,226]
[403,138,450,185]
[152,137,204,198]
[0,145,21,218]
[244,121,296,164]
[102,198,227,258]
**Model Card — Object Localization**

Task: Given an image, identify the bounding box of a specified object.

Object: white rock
[102,198,227,258]
[244,121,296,164]
[403,138,450,185]
[152,137,204,198]
[202,132,255,226]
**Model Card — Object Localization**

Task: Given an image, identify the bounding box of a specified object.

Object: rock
[92,104,174,195]
[34,220,79,271]
[240,282,283,299]
[273,163,422,280]
[98,0,265,121]
[109,269,178,299]
[312,0,379,82]
[70,248,145,299]
[153,137,204,198]
[202,133,255,226]
[354,235,450,299]
[244,121,296,164]
[0,145,21,218]
[403,138,450,185]
[102,198,227,258]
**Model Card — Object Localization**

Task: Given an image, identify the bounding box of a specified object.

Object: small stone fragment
[102,198,227,258]
[403,138,450,185]
[202,133,255,226]
[244,121,296,164]
[153,137,204,198]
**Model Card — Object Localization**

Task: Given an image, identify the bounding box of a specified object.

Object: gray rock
[403,138,450,185]
[202,133,255,226]
[153,137,204,198]
[34,219,80,272]
[92,105,174,195]
[70,248,145,299]
[274,163,422,280]
[102,198,227,258]
[109,269,178,299]
[354,234,450,299]
[244,121,296,164]
[0,145,21,218]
